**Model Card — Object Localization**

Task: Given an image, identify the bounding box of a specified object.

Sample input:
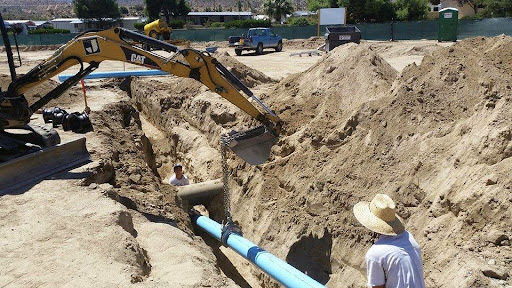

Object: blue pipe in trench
[58,69,168,82]
[192,215,325,288]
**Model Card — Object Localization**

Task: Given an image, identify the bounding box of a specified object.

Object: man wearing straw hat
[353,194,425,288]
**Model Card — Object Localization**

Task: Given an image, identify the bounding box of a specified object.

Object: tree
[481,0,512,17]
[144,0,189,23]
[344,0,366,22]
[161,0,177,23]
[263,0,294,23]
[458,0,485,14]
[133,4,144,12]
[306,0,329,11]
[237,0,242,12]
[73,0,121,27]
[120,6,129,14]
[393,0,429,20]
[145,0,163,21]
[364,0,394,21]
[329,0,339,7]
[177,0,191,16]
[289,17,310,26]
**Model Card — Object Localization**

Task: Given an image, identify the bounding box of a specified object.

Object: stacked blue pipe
[58,70,168,82]
[192,215,325,288]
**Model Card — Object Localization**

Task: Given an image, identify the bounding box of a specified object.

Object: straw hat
[353,194,405,236]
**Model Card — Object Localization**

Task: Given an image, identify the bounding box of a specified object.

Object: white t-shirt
[168,174,190,186]
[365,231,425,288]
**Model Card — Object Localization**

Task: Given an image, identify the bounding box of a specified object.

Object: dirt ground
[1,38,511,287]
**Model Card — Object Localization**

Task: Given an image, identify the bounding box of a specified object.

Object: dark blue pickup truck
[232,28,283,56]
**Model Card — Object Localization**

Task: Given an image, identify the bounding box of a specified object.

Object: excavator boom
[0,24,283,167]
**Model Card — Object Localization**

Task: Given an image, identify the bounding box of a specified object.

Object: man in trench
[353,193,425,288]
[168,163,190,186]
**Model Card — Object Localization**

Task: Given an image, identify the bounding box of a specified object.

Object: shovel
[224,126,278,165]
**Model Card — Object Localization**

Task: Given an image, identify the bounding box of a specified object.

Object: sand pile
[284,36,325,50]
[223,36,512,287]
[0,45,61,53]
[264,43,397,143]
[216,52,277,88]
[0,74,81,106]
[370,41,444,58]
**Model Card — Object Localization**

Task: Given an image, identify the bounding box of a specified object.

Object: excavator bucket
[226,126,278,165]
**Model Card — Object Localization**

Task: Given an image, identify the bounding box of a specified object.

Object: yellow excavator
[0,13,282,189]
[143,19,190,48]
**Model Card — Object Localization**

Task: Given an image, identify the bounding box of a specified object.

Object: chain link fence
[1,18,512,46]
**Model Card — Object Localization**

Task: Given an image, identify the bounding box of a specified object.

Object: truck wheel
[235,49,242,56]
[275,41,282,52]
[149,30,159,39]
[256,43,263,55]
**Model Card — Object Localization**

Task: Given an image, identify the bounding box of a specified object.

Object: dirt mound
[0,74,81,108]
[265,42,397,137]
[284,36,325,50]
[370,41,444,58]
[224,36,512,287]
[196,41,230,49]
[84,101,192,233]
[0,45,61,53]
[215,52,277,88]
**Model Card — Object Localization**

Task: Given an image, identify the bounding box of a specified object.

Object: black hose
[0,12,17,81]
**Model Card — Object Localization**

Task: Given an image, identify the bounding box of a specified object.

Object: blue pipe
[58,70,168,82]
[192,215,325,288]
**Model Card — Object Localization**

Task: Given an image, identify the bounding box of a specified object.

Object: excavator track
[0,123,60,162]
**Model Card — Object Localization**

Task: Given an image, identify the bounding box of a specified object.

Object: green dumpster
[438,8,458,42]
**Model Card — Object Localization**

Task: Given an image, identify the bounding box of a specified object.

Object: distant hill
[0,0,308,20]
[187,0,307,12]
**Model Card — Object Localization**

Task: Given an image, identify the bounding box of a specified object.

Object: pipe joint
[221,221,242,246]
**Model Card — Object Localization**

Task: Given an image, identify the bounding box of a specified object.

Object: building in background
[50,18,83,32]
[33,21,53,29]
[440,0,476,18]
[187,11,253,26]
[5,20,35,34]
[292,11,317,17]
[51,17,145,33]
[121,16,147,30]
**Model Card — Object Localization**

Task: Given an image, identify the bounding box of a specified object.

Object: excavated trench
[123,72,336,286]
[80,77,264,287]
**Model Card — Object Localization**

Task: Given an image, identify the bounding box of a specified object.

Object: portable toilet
[438,8,458,42]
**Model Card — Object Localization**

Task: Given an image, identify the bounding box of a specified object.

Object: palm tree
[263,0,294,23]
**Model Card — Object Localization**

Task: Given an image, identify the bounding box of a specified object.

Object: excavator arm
[1,27,283,164]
